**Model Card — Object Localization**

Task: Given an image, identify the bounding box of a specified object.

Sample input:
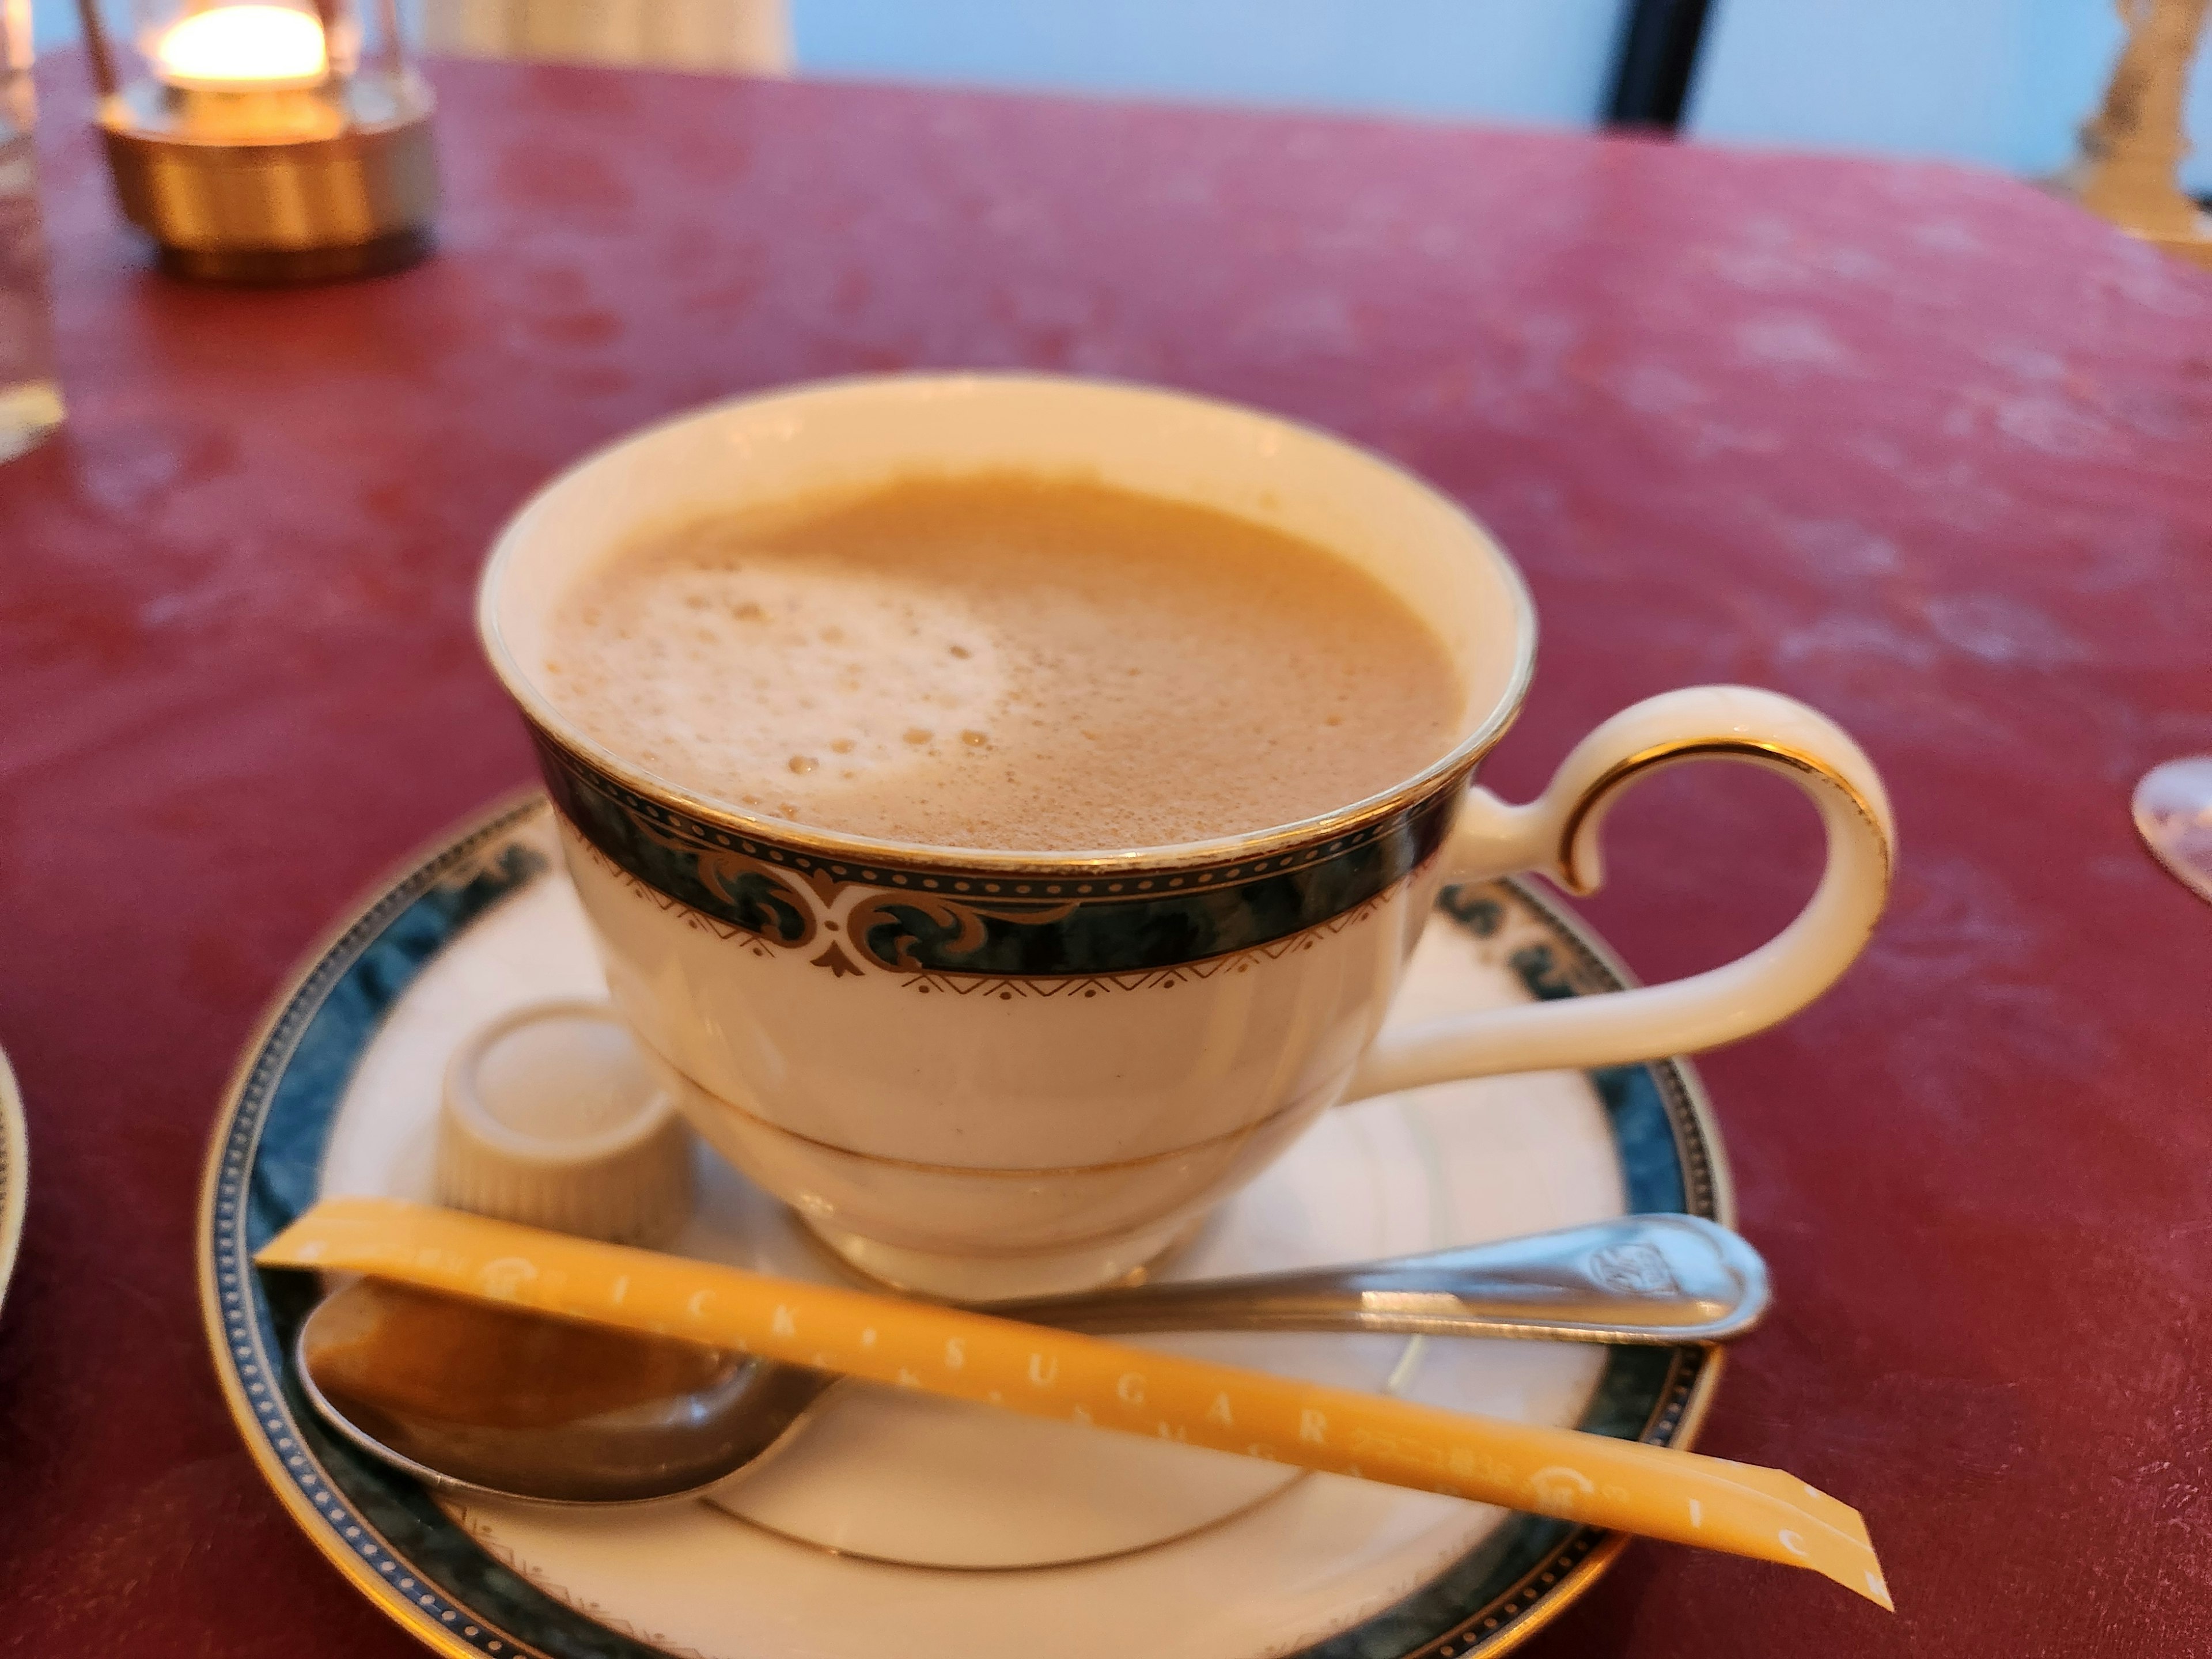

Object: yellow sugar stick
[259,1197,1890,1608]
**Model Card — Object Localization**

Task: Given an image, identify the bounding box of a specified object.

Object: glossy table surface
[4,52,2211,1659]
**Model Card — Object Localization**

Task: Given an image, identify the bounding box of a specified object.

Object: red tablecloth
[4,54,2210,1659]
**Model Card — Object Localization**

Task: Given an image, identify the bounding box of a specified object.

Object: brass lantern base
[98,73,439,286]
[151,224,434,285]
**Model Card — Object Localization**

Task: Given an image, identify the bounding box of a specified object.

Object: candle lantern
[73,0,437,282]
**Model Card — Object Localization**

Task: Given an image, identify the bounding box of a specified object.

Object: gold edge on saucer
[1407,872,1734,1659]
[195,789,555,1659]
[196,790,1740,1659]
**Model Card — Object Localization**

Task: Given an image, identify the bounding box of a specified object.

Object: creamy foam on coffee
[537,472,1463,850]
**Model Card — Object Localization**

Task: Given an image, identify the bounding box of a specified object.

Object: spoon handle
[986,1214,1768,1345]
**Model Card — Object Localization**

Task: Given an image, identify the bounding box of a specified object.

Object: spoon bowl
[300,1282,830,1503]
[296,1211,1768,1507]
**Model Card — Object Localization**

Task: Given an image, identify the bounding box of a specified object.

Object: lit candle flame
[156,5,329,92]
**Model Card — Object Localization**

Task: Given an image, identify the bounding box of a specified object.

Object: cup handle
[1341,685,1895,1103]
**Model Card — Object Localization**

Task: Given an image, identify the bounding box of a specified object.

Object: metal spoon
[294,1211,1767,1506]
[2135,756,2212,905]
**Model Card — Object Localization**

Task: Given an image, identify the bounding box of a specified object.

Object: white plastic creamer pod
[1344,685,1896,1102]
[437,999,695,1247]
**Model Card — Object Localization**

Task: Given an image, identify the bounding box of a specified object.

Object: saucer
[203,791,1733,1658]
[0,1042,25,1319]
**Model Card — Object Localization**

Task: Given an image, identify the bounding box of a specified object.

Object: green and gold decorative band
[531,729,1466,979]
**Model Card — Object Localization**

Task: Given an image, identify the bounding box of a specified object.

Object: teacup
[478,374,1893,1299]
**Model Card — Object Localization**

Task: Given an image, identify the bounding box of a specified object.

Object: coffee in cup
[536,470,1465,851]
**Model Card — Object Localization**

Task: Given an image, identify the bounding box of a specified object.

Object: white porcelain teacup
[478,374,1893,1299]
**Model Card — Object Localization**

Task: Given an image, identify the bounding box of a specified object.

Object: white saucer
[204,793,1730,1659]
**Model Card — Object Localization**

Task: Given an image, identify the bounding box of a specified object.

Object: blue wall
[1689,0,2212,191]
[791,0,1624,127]
[32,0,81,51]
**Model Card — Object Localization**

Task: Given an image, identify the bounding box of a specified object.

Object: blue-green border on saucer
[199,791,1730,1659]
